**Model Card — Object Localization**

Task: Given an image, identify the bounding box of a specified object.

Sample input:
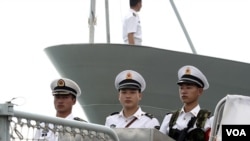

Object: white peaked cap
[177,65,209,90]
[115,70,146,92]
[50,78,81,97]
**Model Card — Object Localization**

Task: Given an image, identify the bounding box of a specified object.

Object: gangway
[0,102,174,141]
[209,94,250,141]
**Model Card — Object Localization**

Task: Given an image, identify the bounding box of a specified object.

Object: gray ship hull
[44,43,250,125]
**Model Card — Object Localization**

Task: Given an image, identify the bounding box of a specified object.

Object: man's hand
[128,33,135,45]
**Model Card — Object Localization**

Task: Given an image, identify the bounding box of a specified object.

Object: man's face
[118,89,142,109]
[137,1,142,11]
[178,83,203,104]
[54,94,76,113]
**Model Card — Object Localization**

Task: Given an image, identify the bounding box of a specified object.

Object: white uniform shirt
[122,9,142,45]
[105,107,160,128]
[159,105,214,135]
[34,113,76,141]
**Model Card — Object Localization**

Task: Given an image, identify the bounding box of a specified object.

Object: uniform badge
[57,79,65,87]
[185,67,191,75]
[126,72,132,79]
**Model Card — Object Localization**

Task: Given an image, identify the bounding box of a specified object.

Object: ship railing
[209,94,250,141]
[0,102,119,141]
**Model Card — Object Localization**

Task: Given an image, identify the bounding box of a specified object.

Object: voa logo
[226,129,246,136]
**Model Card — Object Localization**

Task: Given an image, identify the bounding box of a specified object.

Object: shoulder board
[155,126,160,130]
[144,113,154,119]
[110,112,119,116]
[73,117,87,122]
[165,111,174,115]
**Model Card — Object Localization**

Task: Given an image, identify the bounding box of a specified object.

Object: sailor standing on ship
[123,0,142,45]
[34,78,86,141]
[105,70,160,129]
[159,65,214,141]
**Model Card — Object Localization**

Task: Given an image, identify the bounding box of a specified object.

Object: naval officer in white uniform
[123,0,142,45]
[160,65,214,141]
[34,78,86,141]
[105,70,160,129]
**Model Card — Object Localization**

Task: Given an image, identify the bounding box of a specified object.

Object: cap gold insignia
[185,67,191,75]
[57,79,65,87]
[126,72,132,79]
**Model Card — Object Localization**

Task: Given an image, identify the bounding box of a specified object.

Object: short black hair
[130,0,141,7]
[178,82,202,88]
[54,93,76,99]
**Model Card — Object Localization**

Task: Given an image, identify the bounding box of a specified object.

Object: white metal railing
[209,94,250,141]
[209,96,226,141]
[0,102,119,141]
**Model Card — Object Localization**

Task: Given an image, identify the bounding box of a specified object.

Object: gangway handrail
[0,102,120,141]
[209,96,227,141]
[14,111,119,139]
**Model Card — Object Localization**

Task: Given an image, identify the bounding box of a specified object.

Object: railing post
[105,0,111,43]
[0,102,14,141]
[89,0,96,43]
[169,0,197,54]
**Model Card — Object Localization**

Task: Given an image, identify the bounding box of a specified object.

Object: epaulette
[155,126,160,130]
[144,113,154,119]
[73,117,87,122]
[110,112,119,116]
[165,112,173,115]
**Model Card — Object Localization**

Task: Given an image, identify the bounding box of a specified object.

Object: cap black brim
[119,85,140,90]
[177,80,202,87]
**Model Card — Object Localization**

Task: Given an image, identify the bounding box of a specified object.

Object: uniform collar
[65,113,74,120]
[130,9,138,15]
[119,107,144,119]
[180,104,200,117]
